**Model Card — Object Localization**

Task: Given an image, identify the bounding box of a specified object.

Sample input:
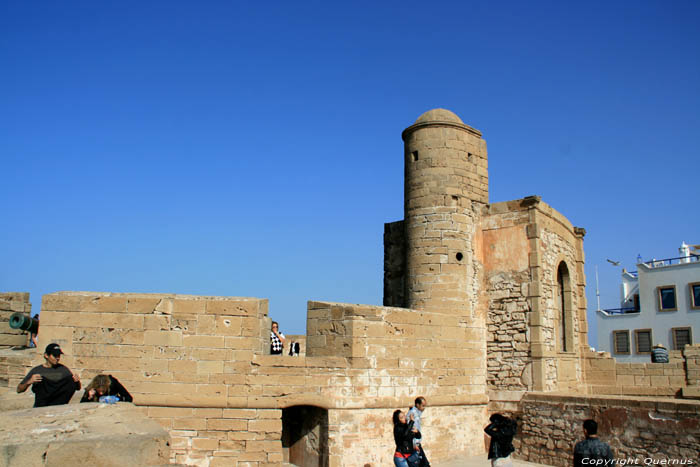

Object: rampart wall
[585,344,700,397]
[518,393,700,466]
[28,291,487,466]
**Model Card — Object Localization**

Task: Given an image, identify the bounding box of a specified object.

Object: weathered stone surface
[0,293,32,349]
[519,393,700,466]
[0,389,35,411]
[0,403,170,467]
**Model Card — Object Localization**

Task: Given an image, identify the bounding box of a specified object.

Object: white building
[597,242,700,362]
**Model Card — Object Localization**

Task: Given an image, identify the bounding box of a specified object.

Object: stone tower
[401,108,488,315]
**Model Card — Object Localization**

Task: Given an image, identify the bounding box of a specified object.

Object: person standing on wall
[484,413,517,467]
[651,343,669,363]
[407,396,430,467]
[16,343,81,407]
[573,419,614,467]
[270,321,286,355]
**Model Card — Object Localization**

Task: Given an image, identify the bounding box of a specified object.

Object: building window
[613,330,630,354]
[556,261,574,353]
[657,286,677,311]
[690,283,700,310]
[635,329,652,354]
[672,327,692,350]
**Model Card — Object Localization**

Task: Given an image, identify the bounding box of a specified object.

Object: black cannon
[9,313,39,335]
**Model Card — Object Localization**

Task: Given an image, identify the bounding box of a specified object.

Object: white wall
[597,261,700,362]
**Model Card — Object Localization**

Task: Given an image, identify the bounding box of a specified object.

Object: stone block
[650,375,670,386]
[192,437,219,451]
[173,299,207,315]
[634,375,650,386]
[0,403,169,466]
[126,297,161,314]
[144,314,171,330]
[616,375,635,386]
[196,315,216,334]
[207,418,248,431]
[248,419,282,432]
[213,316,243,336]
[144,330,183,346]
[206,300,259,316]
[681,387,700,398]
[184,335,225,348]
[173,417,207,430]
[223,408,257,419]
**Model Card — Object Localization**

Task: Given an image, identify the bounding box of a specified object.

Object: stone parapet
[0,347,35,392]
[584,349,693,397]
[684,343,700,386]
[0,402,170,466]
[29,292,489,465]
[0,292,32,348]
[518,393,700,466]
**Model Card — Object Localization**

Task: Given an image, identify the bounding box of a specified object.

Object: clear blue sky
[2,1,699,344]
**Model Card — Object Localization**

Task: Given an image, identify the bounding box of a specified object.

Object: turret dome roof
[415,108,463,124]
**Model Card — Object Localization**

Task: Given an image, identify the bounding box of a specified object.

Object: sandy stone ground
[436,455,551,467]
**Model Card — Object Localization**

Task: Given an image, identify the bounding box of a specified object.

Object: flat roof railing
[599,307,640,315]
[641,254,699,269]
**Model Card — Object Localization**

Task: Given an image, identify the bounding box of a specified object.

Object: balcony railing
[599,307,640,315]
[641,254,699,269]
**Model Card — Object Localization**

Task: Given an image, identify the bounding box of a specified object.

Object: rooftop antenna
[595,265,601,311]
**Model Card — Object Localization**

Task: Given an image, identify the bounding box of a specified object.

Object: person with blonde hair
[80,374,132,403]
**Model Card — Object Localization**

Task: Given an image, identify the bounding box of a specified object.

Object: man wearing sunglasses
[17,343,81,408]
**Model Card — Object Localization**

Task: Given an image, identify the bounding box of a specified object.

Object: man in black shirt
[573,419,614,467]
[17,343,81,407]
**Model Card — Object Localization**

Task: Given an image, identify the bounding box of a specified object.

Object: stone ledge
[682,386,700,399]
[0,402,170,466]
[523,391,700,412]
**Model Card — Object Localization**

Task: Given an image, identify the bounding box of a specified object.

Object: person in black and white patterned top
[270,321,285,355]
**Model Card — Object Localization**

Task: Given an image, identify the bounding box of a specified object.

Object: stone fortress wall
[0,292,31,348]
[518,392,700,466]
[2,109,699,466]
[10,292,487,466]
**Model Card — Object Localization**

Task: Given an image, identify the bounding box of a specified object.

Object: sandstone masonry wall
[0,348,34,393]
[528,201,587,393]
[585,344,700,397]
[0,292,32,348]
[518,393,700,466]
[685,345,700,398]
[31,292,489,466]
[480,202,532,394]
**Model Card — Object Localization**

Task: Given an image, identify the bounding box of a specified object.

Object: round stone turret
[401,108,488,313]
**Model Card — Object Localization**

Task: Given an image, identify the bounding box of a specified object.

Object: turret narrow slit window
[557,262,572,353]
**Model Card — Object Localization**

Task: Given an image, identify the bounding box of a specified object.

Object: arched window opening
[557,262,572,352]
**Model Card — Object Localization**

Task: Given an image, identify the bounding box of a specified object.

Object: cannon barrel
[9,313,39,335]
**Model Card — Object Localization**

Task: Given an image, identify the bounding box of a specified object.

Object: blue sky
[2,1,699,344]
